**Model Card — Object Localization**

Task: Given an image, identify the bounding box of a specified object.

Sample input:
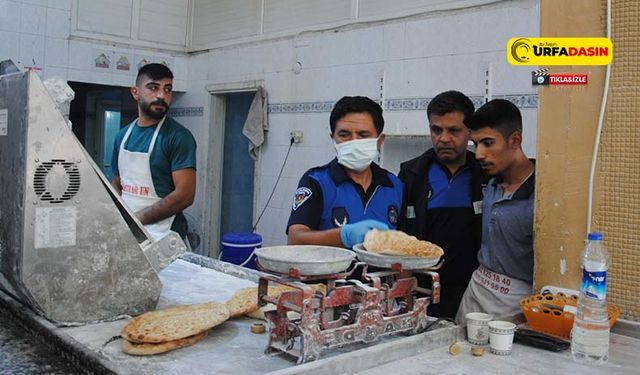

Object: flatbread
[245,304,273,320]
[225,286,289,318]
[121,302,229,344]
[122,331,207,356]
[226,284,326,319]
[363,229,444,257]
[246,304,302,321]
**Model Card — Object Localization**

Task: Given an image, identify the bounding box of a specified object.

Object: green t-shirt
[112,116,196,237]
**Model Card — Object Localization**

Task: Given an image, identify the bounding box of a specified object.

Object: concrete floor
[0,317,81,375]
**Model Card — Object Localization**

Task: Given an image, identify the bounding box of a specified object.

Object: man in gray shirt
[455,99,535,322]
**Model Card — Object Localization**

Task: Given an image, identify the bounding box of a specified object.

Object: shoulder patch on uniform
[292,187,312,211]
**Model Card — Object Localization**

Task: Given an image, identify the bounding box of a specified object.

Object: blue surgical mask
[334,138,380,172]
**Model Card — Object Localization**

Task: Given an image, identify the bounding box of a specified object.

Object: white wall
[74,0,189,48]
[176,0,541,248]
[0,0,188,90]
[189,0,521,51]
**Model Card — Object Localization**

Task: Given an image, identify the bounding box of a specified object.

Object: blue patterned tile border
[169,106,204,117]
[268,95,537,114]
[268,101,335,114]
[383,96,485,110]
[384,97,430,111]
[385,94,537,111]
[496,94,538,108]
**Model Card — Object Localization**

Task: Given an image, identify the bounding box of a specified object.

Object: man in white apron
[455,99,535,322]
[111,63,196,241]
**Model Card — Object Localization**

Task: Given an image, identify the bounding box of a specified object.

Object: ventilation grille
[33,160,81,203]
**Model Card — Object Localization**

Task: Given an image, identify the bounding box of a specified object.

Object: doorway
[96,103,121,181]
[220,93,256,235]
[68,82,137,180]
[205,81,263,258]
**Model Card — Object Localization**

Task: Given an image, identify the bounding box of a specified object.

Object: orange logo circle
[511,38,532,63]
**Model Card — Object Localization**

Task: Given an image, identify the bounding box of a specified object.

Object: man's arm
[135,168,196,225]
[289,220,389,249]
[111,131,123,194]
[285,176,343,246]
[288,224,343,247]
[286,176,325,245]
[285,174,389,248]
[112,176,122,195]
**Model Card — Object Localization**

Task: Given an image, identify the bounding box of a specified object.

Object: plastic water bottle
[571,232,611,364]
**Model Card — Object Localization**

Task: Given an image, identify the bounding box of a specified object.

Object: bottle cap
[448,343,461,355]
[588,232,603,241]
[250,322,266,334]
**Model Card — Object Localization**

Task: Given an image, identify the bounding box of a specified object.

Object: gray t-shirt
[477,172,535,282]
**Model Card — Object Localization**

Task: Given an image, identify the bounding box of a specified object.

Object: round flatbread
[364,229,444,257]
[246,305,302,321]
[122,331,208,356]
[121,302,229,344]
[225,285,292,318]
[245,304,274,321]
[226,284,326,319]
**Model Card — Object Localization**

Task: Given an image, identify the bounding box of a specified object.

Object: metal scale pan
[352,243,441,270]
[254,245,355,276]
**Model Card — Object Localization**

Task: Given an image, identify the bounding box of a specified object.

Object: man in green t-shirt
[111,63,196,240]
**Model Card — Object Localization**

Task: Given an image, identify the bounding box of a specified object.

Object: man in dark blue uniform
[287,96,403,249]
[398,91,487,318]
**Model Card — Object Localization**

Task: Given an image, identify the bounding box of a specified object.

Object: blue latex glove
[340,219,389,249]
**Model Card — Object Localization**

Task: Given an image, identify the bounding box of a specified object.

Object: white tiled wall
[262,0,352,34]
[191,0,259,48]
[76,0,132,38]
[3,0,541,252]
[1,0,187,89]
[177,0,541,248]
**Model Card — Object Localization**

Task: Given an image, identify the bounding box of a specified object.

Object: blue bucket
[220,232,262,269]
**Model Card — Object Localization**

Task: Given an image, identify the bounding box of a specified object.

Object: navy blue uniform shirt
[287,159,403,232]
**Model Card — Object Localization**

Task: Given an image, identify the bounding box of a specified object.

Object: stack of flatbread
[226,284,326,320]
[364,229,444,257]
[120,302,229,355]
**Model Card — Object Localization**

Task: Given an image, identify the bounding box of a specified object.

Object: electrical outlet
[290,131,303,144]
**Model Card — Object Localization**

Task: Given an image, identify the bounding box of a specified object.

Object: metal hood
[0,68,185,324]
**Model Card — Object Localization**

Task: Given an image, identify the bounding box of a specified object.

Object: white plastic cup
[465,312,493,345]
[488,320,517,355]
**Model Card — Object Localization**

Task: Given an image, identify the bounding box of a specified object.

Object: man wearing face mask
[111,63,196,241]
[286,96,402,249]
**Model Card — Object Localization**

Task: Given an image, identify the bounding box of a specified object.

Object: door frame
[204,80,264,258]
[95,100,121,176]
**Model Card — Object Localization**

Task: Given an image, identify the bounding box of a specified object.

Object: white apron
[118,117,175,240]
[455,265,533,323]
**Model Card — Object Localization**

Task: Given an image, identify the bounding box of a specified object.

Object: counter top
[1,255,639,375]
[359,333,639,375]
[59,259,294,374]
